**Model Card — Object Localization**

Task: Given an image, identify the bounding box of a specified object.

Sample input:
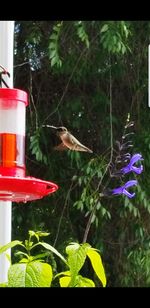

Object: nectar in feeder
[0,88,27,177]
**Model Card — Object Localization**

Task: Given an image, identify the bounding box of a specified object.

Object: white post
[0,21,14,283]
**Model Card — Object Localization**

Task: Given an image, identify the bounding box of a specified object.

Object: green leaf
[121,43,126,54]
[87,248,106,287]
[91,213,96,223]
[35,231,50,238]
[28,230,36,237]
[29,137,38,147]
[66,242,80,254]
[19,258,29,263]
[51,56,59,67]
[48,41,56,49]
[53,25,61,32]
[0,283,8,287]
[58,59,62,68]
[31,146,38,155]
[31,252,50,261]
[101,206,107,216]
[72,175,78,181]
[66,243,89,286]
[59,275,71,287]
[75,21,89,48]
[36,150,43,161]
[5,253,11,264]
[38,242,67,264]
[59,273,95,287]
[50,33,58,40]
[28,230,40,243]
[77,275,95,287]
[101,24,109,33]
[0,240,23,255]
[15,251,28,258]
[49,49,57,59]
[8,261,52,287]
[96,202,101,210]
[54,270,70,279]
[78,177,82,186]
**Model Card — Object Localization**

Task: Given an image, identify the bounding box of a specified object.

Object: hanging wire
[0,64,10,88]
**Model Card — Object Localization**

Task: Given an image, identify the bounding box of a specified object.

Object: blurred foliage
[12,20,150,287]
[0,231,106,287]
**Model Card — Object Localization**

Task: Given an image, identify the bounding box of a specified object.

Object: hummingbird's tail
[73,144,93,153]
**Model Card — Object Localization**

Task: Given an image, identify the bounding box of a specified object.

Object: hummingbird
[42,125,93,153]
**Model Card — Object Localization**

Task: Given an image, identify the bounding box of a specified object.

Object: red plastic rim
[0,176,58,202]
[0,88,28,106]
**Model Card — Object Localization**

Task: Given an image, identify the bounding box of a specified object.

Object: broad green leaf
[0,283,8,287]
[0,240,23,255]
[87,248,106,287]
[38,242,67,264]
[8,263,26,287]
[77,275,95,287]
[66,242,80,254]
[8,261,52,287]
[59,276,71,287]
[66,243,89,286]
[59,274,95,287]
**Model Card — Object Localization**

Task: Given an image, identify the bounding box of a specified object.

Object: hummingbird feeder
[0,88,58,202]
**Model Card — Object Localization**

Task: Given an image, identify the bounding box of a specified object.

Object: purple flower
[112,180,138,198]
[121,154,143,175]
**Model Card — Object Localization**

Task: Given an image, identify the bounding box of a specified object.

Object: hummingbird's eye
[56,127,65,132]
[62,127,67,132]
[57,127,67,132]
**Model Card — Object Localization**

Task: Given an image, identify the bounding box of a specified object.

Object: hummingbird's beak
[42,125,57,130]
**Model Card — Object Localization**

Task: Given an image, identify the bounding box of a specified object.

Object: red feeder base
[0,176,58,202]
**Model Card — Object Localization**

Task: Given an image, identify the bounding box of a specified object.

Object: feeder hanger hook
[0,64,10,88]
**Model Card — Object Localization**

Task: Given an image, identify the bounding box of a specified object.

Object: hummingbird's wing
[40,126,62,153]
[54,142,68,151]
